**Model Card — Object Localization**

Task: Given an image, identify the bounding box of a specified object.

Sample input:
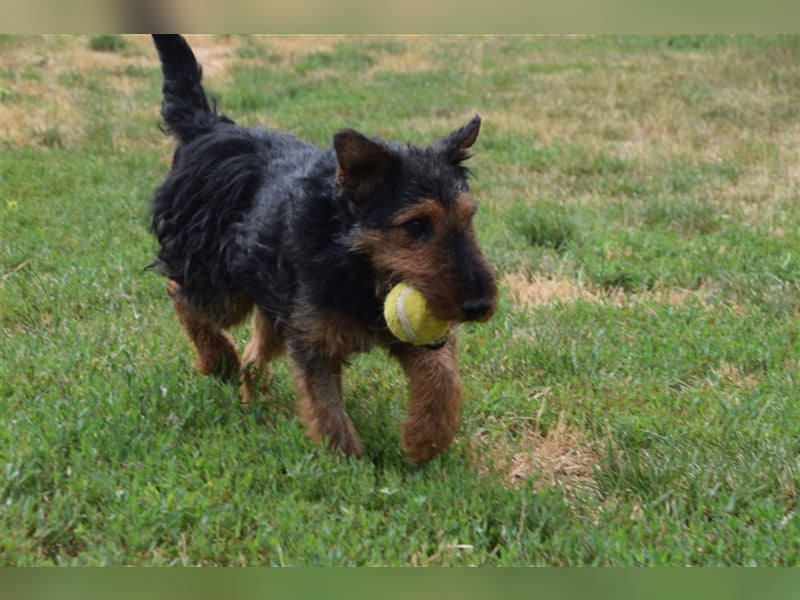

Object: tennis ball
[384,282,450,346]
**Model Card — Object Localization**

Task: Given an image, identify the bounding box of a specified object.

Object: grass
[1,34,798,566]
[88,35,130,54]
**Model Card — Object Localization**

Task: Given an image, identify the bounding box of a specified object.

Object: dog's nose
[461,299,494,322]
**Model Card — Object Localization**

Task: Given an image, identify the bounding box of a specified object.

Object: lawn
[1,34,798,565]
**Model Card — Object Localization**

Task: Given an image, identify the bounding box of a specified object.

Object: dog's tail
[152,34,231,143]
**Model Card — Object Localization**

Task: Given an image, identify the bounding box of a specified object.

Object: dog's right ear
[334,129,398,206]
[429,114,481,165]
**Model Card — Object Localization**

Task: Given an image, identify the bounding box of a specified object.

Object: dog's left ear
[334,129,398,204]
[430,114,481,163]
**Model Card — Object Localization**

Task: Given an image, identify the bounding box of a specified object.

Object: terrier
[149,34,497,464]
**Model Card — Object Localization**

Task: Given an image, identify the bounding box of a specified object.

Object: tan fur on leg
[392,337,463,465]
[167,280,242,381]
[241,306,285,402]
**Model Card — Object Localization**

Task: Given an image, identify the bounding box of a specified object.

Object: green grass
[1,35,798,566]
[88,35,130,54]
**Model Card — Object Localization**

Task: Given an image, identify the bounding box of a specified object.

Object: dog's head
[336,115,497,324]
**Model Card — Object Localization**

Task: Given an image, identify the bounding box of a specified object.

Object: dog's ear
[334,129,398,205]
[430,114,481,164]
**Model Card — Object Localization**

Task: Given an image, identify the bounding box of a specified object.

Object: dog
[149,34,497,464]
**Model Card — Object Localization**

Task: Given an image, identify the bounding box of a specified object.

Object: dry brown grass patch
[472,413,599,500]
[503,271,711,311]
[713,360,758,390]
[1,35,249,148]
[504,272,609,307]
[2,36,150,147]
[368,36,436,75]
[2,83,81,148]
[257,35,341,57]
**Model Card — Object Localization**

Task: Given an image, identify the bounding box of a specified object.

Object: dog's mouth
[381,276,496,332]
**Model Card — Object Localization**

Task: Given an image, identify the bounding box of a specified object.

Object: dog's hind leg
[240,306,285,402]
[167,279,243,383]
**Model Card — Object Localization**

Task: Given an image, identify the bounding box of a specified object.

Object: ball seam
[395,285,417,343]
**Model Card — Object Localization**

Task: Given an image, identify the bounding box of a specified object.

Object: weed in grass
[88,35,128,53]
[34,126,64,148]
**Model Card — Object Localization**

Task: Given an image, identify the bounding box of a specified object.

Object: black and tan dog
[149,34,496,464]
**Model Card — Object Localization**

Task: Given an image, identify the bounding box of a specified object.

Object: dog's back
[150,35,322,313]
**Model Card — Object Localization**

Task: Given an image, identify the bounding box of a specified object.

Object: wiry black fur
[151,35,487,334]
[148,35,497,463]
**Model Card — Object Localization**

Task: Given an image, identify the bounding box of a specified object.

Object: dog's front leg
[391,337,464,465]
[291,350,364,458]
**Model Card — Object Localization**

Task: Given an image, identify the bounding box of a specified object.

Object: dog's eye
[402,218,431,241]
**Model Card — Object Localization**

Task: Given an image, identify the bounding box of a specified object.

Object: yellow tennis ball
[384,282,450,346]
